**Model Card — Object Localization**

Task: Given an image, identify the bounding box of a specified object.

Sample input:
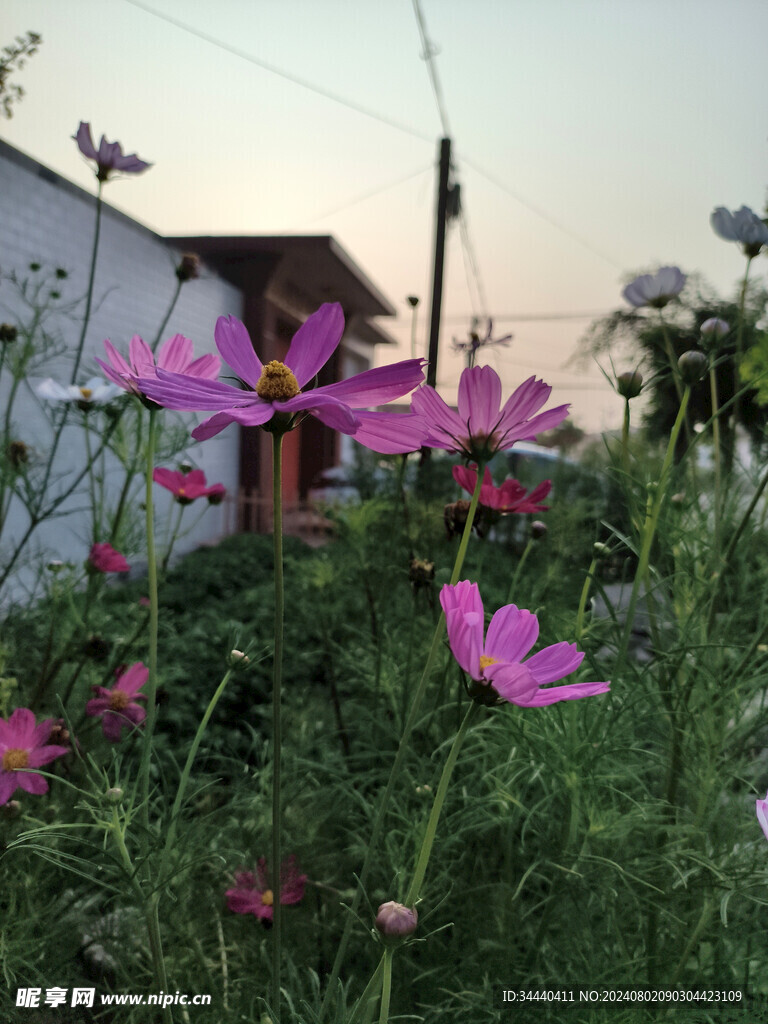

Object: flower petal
[410,386,465,450]
[518,681,610,707]
[318,359,426,406]
[139,369,256,410]
[214,316,262,384]
[457,365,502,438]
[524,641,584,684]
[157,334,194,373]
[278,392,358,434]
[485,605,539,663]
[283,303,345,388]
[440,581,485,677]
[350,411,426,453]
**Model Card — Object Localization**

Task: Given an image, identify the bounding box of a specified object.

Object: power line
[295,164,433,227]
[392,309,610,324]
[412,0,451,138]
[121,0,434,144]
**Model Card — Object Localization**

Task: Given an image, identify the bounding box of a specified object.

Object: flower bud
[105,787,124,805]
[616,370,643,399]
[678,350,707,384]
[375,901,418,941]
[6,440,29,468]
[700,318,729,340]
[48,721,70,748]
[55,267,69,280]
[444,499,472,538]
[409,557,435,590]
[531,520,548,540]
[1,799,22,819]
[175,253,201,282]
[229,649,250,666]
[593,542,611,559]
[0,323,18,343]
[47,560,65,573]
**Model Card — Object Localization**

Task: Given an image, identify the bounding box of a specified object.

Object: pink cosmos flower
[74,122,151,181]
[135,303,427,453]
[88,542,130,573]
[153,467,226,504]
[757,792,768,842]
[86,662,148,741]
[622,267,686,309]
[453,464,551,513]
[0,708,69,805]
[96,333,221,397]
[439,581,610,707]
[225,856,307,922]
[410,365,569,463]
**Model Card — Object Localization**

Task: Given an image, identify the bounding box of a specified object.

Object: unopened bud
[47,560,65,572]
[444,499,472,538]
[1,800,22,819]
[0,323,18,343]
[678,350,707,384]
[206,484,226,506]
[48,721,70,747]
[105,787,124,805]
[175,253,201,283]
[700,318,729,339]
[409,557,435,590]
[593,542,611,559]
[616,370,643,399]
[229,649,250,666]
[375,901,418,941]
[6,440,29,468]
[531,520,548,540]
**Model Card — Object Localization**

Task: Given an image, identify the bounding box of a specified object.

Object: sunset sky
[2,0,767,431]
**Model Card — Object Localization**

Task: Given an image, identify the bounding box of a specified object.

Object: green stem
[348,955,385,1024]
[139,409,160,829]
[575,556,599,643]
[151,277,183,353]
[405,702,479,905]
[506,535,534,605]
[709,365,722,560]
[271,430,285,1024]
[319,461,486,1022]
[614,388,690,679]
[71,182,103,383]
[378,949,393,1024]
[731,256,753,452]
[621,397,630,479]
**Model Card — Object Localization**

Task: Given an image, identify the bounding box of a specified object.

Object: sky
[2,0,767,433]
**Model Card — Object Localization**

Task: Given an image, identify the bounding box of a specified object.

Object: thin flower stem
[404,701,479,905]
[506,535,534,605]
[621,397,630,479]
[378,949,393,1024]
[614,387,690,679]
[151,277,183,353]
[709,364,722,559]
[71,182,103,383]
[138,409,160,829]
[319,462,486,1021]
[271,429,285,1024]
[347,955,384,1024]
[575,556,599,643]
[731,256,753,451]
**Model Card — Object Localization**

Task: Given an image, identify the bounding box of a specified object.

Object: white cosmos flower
[36,376,122,406]
[710,205,768,256]
[622,266,687,309]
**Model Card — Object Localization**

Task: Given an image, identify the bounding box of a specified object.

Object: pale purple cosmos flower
[96,333,220,398]
[453,464,551,513]
[135,303,426,453]
[0,709,69,805]
[757,791,768,843]
[153,467,225,504]
[710,206,768,257]
[410,365,569,463]
[88,542,130,574]
[86,662,148,741]
[700,318,730,339]
[225,855,307,922]
[622,267,687,309]
[73,122,151,182]
[439,581,610,707]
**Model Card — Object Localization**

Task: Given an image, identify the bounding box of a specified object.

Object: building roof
[165,234,397,340]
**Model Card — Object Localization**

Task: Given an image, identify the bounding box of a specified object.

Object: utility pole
[425,137,452,389]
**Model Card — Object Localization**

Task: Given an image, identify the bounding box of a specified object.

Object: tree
[0,32,42,119]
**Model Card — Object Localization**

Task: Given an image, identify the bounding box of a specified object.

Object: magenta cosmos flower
[86,662,148,741]
[0,709,69,805]
[453,464,551,513]
[153,467,226,504]
[88,542,130,574]
[440,581,610,707]
[225,855,307,922]
[136,303,427,453]
[96,333,220,397]
[74,122,151,181]
[622,267,686,309]
[410,365,569,463]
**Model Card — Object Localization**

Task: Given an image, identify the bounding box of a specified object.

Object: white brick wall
[0,141,244,602]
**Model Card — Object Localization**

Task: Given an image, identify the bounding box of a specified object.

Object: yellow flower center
[178,487,186,496]
[479,654,498,671]
[261,889,274,907]
[109,690,131,711]
[2,748,29,771]
[255,361,300,402]
[79,387,93,400]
